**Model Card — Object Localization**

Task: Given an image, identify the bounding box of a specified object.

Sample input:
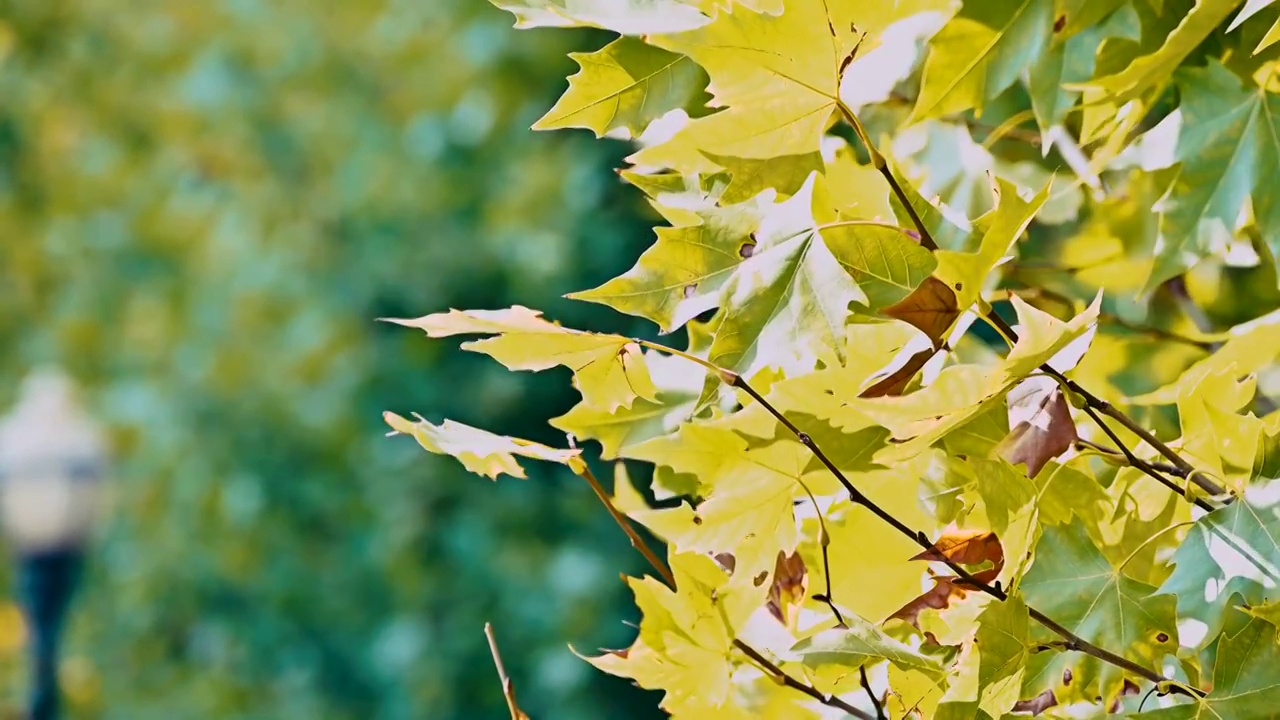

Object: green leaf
[1083,0,1244,105]
[635,0,863,169]
[383,412,580,480]
[974,458,1043,587]
[490,0,712,34]
[1051,0,1129,39]
[701,151,824,205]
[551,351,702,458]
[534,38,706,137]
[824,224,938,309]
[1028,11,1133,137]
[568,193,771,333]
[936,595,1032,717]
[586,552,763,715]
[1148,61,1280,288]
[911,0,1055,121]
[626,425,807,575]
[936,178,1051,312]
[1021,521,1179,702]
[792,614,947,676]
[704,176,867,380]
[1158,492,1280,649]
[1134,613,1280,718]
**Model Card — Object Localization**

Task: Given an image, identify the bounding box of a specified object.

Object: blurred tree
[0,0,661,717]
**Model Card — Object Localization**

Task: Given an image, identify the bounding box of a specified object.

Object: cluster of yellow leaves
[386,0,1280,717]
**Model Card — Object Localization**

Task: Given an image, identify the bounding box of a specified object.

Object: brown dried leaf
[881,276,960,343]
[890,567,999,628]
[860,347,938,398]
[911,530,1004,568]
[996,377,1078,478]
[766,550,808,630]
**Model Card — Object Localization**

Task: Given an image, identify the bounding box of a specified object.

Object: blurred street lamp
[0,369,107,720]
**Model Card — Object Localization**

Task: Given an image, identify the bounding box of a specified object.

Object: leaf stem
[573,461,675,587]
[837,101,938,252]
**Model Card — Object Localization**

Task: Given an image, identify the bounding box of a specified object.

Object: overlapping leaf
[535,37,707,137]
[1158,490,1280,649]
[912,0,1054,120]
[1021,522,1179,703]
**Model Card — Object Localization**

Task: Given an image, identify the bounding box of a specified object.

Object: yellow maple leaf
[582,553,765,715]
[383,306,658,412]
[383,411,580,480]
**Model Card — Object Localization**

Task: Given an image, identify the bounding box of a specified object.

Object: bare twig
[734,639,873,720]
[860,666,886,720]
[485,623,531,720]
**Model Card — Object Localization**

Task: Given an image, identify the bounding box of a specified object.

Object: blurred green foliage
[0,1,662,717]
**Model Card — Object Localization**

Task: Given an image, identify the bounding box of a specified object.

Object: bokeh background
[0,1,662,718]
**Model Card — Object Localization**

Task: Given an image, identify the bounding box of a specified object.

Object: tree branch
[485,623,531,720]
[571,460,872,717]
[722,370,1202,698]
[983,310,1230,502]
[860,666,886,720]
[734,639,873,720]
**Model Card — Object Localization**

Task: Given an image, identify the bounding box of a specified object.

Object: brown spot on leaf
[1054,14,1067,32]
[1013,690,1058,715]
[713,553,736,573]
[738,242,755,259]
[692,515,703,525]
[890,567,1000,627]
[753,571,769,587]
[1063,669,1072,686]
[1157,632,1169,643]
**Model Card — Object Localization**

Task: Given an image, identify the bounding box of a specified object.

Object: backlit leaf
[535,38,706,137]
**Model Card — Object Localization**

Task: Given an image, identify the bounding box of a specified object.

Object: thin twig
[734,639,873,720]
[485,623,531,720]
[860,666,886,720]
[723,369,1201,698]
[572,461,675,587]
[796,477,846,626]
[1074,438,1183,476]
[983,310,1230,501]
[1075,401,1218,512]
[837,101,938,252]
[571,459,870,717]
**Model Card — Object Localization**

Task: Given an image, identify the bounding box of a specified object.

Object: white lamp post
[0,368,107,720]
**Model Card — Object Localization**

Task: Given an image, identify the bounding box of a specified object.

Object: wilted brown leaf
[767,551,808,630]
[881,276,960,343]
[912,530,1004,568]
[996,377,1077,478]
